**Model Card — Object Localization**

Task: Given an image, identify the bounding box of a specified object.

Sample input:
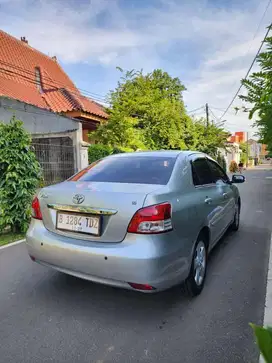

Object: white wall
[220,143,241,171]
[0,97,87,172]
[0,96,81,134]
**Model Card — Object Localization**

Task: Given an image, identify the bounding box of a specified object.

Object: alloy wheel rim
[194,241,206,286]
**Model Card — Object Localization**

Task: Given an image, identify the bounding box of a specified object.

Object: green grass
[0,232,25,247]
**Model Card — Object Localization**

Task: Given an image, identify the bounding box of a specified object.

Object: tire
[231,203,240,231]
[185,235,208,297]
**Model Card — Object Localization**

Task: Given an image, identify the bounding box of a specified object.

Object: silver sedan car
[26,151,245,296]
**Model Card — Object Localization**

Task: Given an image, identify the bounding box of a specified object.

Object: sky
[0,0,271,136]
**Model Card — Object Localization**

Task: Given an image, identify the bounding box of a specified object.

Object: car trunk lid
[38,181,162,243]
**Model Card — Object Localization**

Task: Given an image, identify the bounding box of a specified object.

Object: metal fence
[32,138,76,186]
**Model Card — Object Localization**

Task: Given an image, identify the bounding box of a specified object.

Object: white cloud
[0,0,271,133]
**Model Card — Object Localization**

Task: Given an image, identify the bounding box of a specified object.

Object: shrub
[216,153,227,172]
[229,160,238,173]
[0,117,41,233]
[112,146,133,154]
[88,144,112,163]
[250,324,272,362]
[88,144,130,163]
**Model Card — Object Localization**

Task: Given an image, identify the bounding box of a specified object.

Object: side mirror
[232,174,245,184]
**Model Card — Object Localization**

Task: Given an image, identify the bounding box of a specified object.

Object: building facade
[0,97,89,185]
[0,30,108,143]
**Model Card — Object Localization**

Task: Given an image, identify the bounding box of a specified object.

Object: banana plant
[250,324,272,363]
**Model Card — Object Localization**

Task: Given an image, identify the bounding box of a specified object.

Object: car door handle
[222,193,228,199]
[205,197,212,204]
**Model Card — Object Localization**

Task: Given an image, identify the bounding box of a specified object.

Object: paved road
[1,167,272,363]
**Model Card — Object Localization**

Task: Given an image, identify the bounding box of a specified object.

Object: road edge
[259,234,272,363]
[0,239,25,250]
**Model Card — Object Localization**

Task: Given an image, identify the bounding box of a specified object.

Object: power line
[0,59,108,101]
[219,22,272,121]
[1,103,75,118]
[0,59,108,103]
[0,66,110,107]
[210,106,227,112]
[253,0,272,41]
[209,107,221,122]
[187,106,205,114]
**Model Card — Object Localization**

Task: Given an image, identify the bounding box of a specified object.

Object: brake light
[32,196,42,220]
[127,202,172,234]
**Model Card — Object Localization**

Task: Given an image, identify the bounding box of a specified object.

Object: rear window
[70,156,176,185]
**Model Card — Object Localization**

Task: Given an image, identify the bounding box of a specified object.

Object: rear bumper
[26,220,190,292]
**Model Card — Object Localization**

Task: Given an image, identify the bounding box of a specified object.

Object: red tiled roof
[0,30,108,119]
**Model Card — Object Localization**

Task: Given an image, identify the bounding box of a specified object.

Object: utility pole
[205,103,209,127]
[246,131,249,167]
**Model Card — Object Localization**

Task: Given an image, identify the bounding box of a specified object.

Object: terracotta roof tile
[0,30,108,119]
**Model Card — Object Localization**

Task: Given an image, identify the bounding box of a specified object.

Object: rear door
[191,157,223,245]
[206,158,235,229]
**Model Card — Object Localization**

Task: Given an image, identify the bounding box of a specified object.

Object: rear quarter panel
[143,155,203,275]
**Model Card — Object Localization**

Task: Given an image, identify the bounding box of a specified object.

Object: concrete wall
[0,96,80,134]
[0,96,86,172]
[219,143,241,171]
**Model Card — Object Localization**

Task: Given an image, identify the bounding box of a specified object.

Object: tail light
[32,196,42,220]
[127,202,172,234]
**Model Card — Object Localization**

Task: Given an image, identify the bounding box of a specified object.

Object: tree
[189,117,230,157]
[0,117,41,232]
[239,30,272,151]
[239,142,247,164]
[94,68,230,155]
[94,69,190,150]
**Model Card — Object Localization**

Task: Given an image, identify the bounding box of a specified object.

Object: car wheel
[231,203,240,231]
[185,235,207,297]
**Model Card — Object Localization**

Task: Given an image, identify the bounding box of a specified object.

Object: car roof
[109,150,205,159]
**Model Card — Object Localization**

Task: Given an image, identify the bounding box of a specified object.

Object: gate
[32,137,76,186]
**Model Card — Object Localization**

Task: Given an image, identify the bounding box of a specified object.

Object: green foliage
[239,142,248,164]
[250,324,272,363]
[216,153,227,172]
[111,146,133,154]
[93,68,229,156]
[88,143,112,163]
[0,117,41,232]
[88,144,131,163]
[189,118,230,157]
[239,30,272,151]
[93,69,189,150]
[229,160,238,173]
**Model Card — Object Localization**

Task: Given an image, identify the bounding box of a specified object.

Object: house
[228,131,246,144]
[0,30,108,143]
[248,139,268,163]
[0,96,89,185]
[227,131,268,165]
[219,142,241,171]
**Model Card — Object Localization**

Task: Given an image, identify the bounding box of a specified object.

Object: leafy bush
[0,117,41,233]
[216,153,227,172]
[88,144,131,163]
[112,146,133,154]
[229,160,238,173]
[251,324,272,362]
[88,144,112,163]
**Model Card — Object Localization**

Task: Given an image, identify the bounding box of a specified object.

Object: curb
[0,239,25,250]
[259,234,272,363]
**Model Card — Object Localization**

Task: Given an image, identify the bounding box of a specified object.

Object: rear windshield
[70,155,176,185]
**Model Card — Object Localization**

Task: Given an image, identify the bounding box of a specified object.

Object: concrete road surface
[1,166,272,363]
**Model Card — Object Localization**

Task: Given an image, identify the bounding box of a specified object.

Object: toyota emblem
[72,194,85,204]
